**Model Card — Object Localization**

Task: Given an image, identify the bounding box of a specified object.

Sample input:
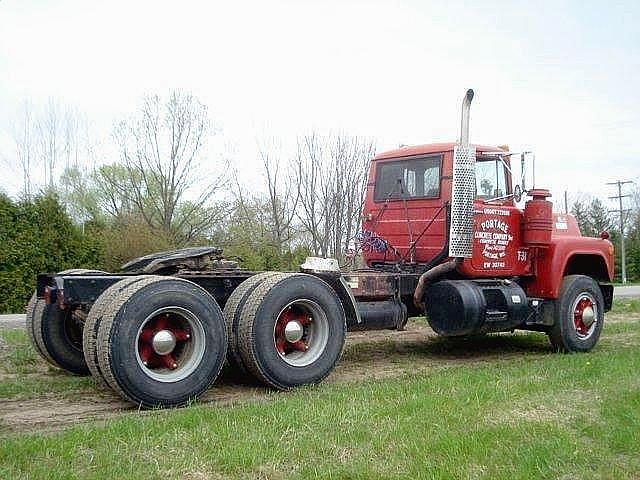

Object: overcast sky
[1,0,638,208]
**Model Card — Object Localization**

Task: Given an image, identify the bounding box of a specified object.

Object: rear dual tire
[83,276,150,388]
[88,276,226,407]
[26,269,104,375]
[236,273,346,390]
[222,271,280,375]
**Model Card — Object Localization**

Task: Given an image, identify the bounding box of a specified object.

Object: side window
[374,156,441,201]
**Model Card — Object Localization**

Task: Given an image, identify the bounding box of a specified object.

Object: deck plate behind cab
[120,246,228,274]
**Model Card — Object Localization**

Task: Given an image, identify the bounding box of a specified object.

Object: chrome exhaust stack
[414,89,477,310]
[448,89,476,259]
[458,89,474,145]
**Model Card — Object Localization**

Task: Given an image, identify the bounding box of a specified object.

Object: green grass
[0,307,639,479]
[0,329,96,398]
[1,341,639,479]
[0,329,40,373]
[612,298,640,314]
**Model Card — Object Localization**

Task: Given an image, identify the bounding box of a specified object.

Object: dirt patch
[487,389,602,427]
[0,317,628,436]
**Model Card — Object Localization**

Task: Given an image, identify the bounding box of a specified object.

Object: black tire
[95,276,227,407]
[83,276,148,389]
[25,293,54,364]
[237,273,346,390]
[549,275,604,352]
[223,272,280,373]
[27,269,105,372]
[39,303,90,375]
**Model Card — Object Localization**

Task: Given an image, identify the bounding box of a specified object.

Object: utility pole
[564,191,568,214]
[607,180,633,284]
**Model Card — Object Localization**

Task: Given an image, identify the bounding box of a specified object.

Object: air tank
[523,189,553,246]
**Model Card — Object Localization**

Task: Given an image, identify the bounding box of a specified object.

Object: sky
[0,0,638,210]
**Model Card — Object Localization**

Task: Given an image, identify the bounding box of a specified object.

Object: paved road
[615,285,640,299]
[0,314,25,329]
[1,285,638,330]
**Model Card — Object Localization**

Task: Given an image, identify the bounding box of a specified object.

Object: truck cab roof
[374,142,508,161]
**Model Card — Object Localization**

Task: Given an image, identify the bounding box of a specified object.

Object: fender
[323,276,362,328]
[526,236,614,299]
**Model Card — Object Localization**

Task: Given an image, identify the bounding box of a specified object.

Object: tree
[0,192,103,313]
[293,132,375,261]
[571,195,615,238]
[624,184,640,281]
[12,100,36,199]
[110,91,228,246]
[587,198,613,236]
[59,165,103,224]
[571,200,593,236]
[9,98,92,196]
[259,140,300,253]
[37,99,68,189]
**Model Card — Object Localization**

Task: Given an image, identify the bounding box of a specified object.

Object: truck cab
[361,142,614,297]
[359,136,615,346]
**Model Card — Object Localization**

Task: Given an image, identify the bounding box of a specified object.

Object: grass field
[0,302,639,479]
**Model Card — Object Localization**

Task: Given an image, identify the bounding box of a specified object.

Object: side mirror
[514,184,522,202]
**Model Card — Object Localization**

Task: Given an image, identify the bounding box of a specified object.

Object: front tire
[549,275,604,352]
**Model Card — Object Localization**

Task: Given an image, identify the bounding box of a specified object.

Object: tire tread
[223,272,280,373]
[83,276,147,389]
[95,275,168,403]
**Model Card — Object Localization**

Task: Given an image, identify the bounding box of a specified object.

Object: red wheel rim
[572,294,597,339]
[273,299,330,367]
[138,312,190,369]
[135,307,206,382]
[274,306,311,356]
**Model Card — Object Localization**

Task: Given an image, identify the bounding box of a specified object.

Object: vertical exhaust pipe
[459,89,474,146]
[448,89,476,259]
[414,89,476,310]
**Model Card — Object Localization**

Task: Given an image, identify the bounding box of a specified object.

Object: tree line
[1,91,374,312]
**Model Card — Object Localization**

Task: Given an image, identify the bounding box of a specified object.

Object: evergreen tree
[587,198,613,237]
[571,201,592,236]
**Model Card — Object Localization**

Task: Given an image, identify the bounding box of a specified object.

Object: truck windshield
[475,158,507,200]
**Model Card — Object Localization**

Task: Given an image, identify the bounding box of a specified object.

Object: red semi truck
[28,90,614,407]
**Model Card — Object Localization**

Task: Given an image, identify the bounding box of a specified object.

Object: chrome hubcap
[135,307,205,383]
[152,329,177,355]
[284,320,304,343]
[581,306,595,328]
